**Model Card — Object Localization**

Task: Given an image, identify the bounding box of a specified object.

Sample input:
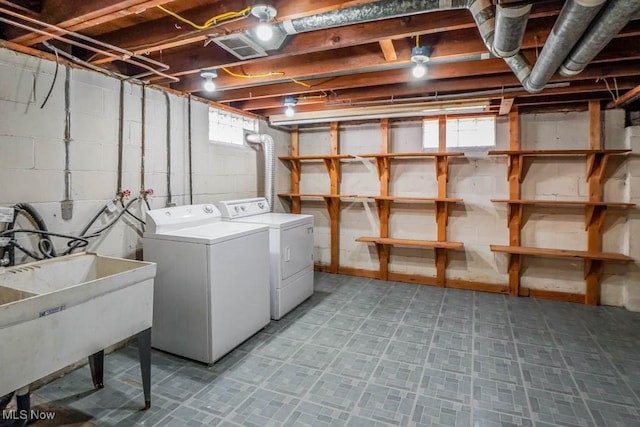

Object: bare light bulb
[256,20,273,41]
[203,77,216,92]
[412,63,426,79]
[285,105,295,117]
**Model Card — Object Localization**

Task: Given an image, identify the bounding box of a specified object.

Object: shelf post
[586,100,603,305]
[290,127,301,214]
[507,108,522,297]
[435,115,448,287]
[328,122,341,274]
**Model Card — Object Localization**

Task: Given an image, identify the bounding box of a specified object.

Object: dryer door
[281,223,314,280]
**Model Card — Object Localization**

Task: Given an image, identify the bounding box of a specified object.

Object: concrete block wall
[0,47,286,263]
[294,110,635,308]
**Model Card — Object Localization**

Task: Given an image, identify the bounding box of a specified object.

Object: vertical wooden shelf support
[435,116,448,287]
[328,122,341,274]
[378,119,391,277]
[586,100,603,305]
[290,127,301,214]
[507,108,521,296]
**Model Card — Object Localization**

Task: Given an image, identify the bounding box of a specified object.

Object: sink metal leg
[137,328,151,410]
[88,350,104,389]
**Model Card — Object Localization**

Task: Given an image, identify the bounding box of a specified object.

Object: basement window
[423,116,496,150]
[209,107,258,145]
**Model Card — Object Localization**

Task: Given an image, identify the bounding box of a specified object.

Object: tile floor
[21,273,640,426]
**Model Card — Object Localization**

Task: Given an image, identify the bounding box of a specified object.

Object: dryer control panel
[218,198,270,219]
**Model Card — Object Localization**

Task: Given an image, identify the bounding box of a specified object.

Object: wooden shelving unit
[280,119,466,287]
[489,102,634,305]
[352,117,465,287]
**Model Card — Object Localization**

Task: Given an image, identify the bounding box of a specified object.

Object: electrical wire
[40,44,59,109]
[156,5,251,30]
[221,67,284,79]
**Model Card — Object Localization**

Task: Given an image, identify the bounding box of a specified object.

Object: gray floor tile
[278,322,320,342]
[573,371,639,407]
[586,399,640,427]
[473,355,523,385]
[512,327,556,347]
[253,336,302,361]
[612,358,640,383]
[354,384,416,426]
[105,394,180,426]
[350,293,384,306]
[598,338,640,362]
[154,365,217,401]
[474,321,512,341]
[283,400,350,426]
[546,317,591,336]
[473,378,530,418]
[237,331,272,352]
[474,336,518,360]
[437,316,473,334]
[516,343,566,368]
[295,309,335,326]
[188,377,256,418]
[552,332,600,354]
[346,415,392,426]
[291,344,340,370]
[426,348,473,375]
[509,313,548,330]
[222,354,282,385]
[561,349,617,376]
[306,373,367,411]
[521,363,579,396]
[309,327,353,349]
[229,388,299,427]
[411,394,471,427]
[384,339,430,365]
[344,333,389,357]
[406,299,441,314]
[402,311,439,328]
[263,363,322,397]
[440,304,475,320]
[326,314,364,332]
[371,359,423,392]
[432,330,473,353]
[472,408,534,427]
[419,368,471,405]
[474,309,509,325]
[387,282,418,299]
[369,307,405,322]
[329,351,379,381]
[527,388,594,427]
[358,318,398,338]
[377,296,411,311]
[339,302,375,318]
[393,324,434,345]
[157,406,223,427]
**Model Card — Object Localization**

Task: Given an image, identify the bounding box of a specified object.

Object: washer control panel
[218,198,270,219]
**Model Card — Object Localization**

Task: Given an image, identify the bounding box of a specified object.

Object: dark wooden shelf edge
[357,236,464,250]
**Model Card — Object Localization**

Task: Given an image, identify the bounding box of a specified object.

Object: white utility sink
[0,252,156,408]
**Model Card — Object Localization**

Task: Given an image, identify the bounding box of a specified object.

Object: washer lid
[146,204,221,234]
[144,220,268,245]
[227,212,313,229]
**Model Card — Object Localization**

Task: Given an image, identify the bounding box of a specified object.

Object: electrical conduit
[246,133,275,212]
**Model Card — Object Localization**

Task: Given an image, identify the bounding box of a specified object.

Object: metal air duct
[494,3,532,57]
[560,0,640,77]
[246,133,275,212]
[524,0,606,93]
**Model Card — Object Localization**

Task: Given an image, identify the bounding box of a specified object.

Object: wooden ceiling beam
[606,85,640,109]
[379,39,398,61]
[8,0,178,45]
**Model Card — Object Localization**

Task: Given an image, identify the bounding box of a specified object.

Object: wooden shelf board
[358,152,464,159]
[278,193,347,199]
[279,154,354,161]
[490,244,633,262]
[374,196,463,203]
[491,199,635,208]
[488,149,630,156]
[357,236,464,250]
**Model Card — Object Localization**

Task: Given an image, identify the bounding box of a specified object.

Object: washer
[143,204,270,364]
[219,198,314,320]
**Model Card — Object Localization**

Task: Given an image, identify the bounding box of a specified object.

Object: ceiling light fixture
[411,46,430,79]
[284,95,297,117]
[200,70,218,92]
[251,4,277,42]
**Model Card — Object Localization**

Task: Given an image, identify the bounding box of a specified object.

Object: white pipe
[246,133,275,212]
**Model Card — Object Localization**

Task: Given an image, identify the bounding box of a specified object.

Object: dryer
[219,198,314,320]
[143,204,270,364]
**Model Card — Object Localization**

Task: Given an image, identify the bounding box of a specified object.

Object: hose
[13,203,57,258]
